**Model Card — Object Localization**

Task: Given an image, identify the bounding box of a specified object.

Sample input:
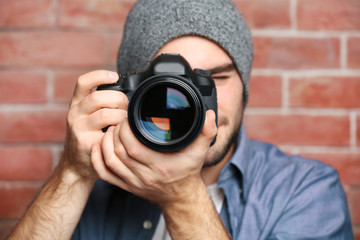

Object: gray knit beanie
[117,0,253,106]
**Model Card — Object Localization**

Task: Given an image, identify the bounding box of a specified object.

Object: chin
[203,121,242,168]
[203,137,235,168]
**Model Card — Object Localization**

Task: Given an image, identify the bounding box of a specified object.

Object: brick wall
[0,0,359,238]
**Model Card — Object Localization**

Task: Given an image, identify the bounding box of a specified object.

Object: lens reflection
[166,88,190,110]
[150,117,170,130]
[140,117,171,141]
[138,85,195,143]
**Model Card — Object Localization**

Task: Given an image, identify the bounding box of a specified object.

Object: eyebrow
[206,63,236,74]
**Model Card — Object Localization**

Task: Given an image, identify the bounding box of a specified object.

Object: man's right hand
[62,70,129,179]
[7,70,129,240]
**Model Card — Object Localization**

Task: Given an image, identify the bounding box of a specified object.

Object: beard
[202,112,243,168]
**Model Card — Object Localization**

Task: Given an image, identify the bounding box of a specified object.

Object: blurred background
[0,0,359,239]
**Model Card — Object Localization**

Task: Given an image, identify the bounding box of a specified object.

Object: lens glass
[138,85,196,143]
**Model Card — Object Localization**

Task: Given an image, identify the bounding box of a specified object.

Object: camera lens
[128,76,205,152]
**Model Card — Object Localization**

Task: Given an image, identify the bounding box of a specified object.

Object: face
[155,36,244,167]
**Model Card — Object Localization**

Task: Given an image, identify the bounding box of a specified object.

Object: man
[8,0,353,239]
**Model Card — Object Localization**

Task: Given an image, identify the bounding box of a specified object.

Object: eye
[212,75,230,81]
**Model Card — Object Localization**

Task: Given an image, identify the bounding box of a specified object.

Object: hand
[62,70,128,179]
[91,110,217,206]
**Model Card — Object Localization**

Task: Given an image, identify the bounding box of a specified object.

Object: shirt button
[143,220,153,230]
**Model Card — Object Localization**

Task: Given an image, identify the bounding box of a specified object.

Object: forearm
[8,160,96,240]
[161,177,231,240]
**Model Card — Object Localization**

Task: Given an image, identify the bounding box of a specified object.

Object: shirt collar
[218,125,253,202]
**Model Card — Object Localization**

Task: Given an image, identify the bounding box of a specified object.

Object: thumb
[188,110,217,151]
[202,110,217,141]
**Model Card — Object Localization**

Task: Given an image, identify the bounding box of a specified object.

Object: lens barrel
[97,54,217,152]
[128,75,205,152]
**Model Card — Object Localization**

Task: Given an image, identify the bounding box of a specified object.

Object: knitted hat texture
[117,0,253,105]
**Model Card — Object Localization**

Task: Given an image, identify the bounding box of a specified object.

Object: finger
[78,90,129,115]
[201,110,217,139]
[101,126,139,183]
[113,122,128,160]
[114,122,165,189]
[87,108,127,131]
[116,119,159,169]
[71,70,119,106]
[184,110,217,152]
[91,143,131,192]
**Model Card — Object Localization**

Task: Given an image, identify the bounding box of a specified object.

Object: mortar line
[290,0,298,30]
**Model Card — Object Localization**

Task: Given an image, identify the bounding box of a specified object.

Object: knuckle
[88,91,101,103]
[76,75,87,89]
[114,145,125,159]
[139,173,156,188]
[107,91,129,109]
[98,108,111,121]
[119,92,129,105]
[126,146,140,159]
[105,156,118,170]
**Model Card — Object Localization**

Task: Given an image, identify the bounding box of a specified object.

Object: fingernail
[108,71,118,79]
[107,126,115,132]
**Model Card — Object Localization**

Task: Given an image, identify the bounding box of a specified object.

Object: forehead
[155,36,233,70]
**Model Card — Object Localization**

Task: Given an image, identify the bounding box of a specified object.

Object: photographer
[8,0,353,239]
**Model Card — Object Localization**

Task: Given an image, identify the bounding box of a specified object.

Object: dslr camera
[97,53,217,152]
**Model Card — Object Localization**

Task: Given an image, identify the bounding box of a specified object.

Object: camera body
[97,53,217,152]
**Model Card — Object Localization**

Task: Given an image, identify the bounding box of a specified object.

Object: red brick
[234,0,290,29]
[0,147,53,181]
[353,189,360,225]
[297,0,360,30]
[289,76,360,108]
[0,185,39,219]
[357,115,360,147]
[0,70,47,104]
[108,32,123,66]
[253,37,340,69]
[300,153,360,186]
[355,228,360,240]
[247,76,282,107]
[348,37,360,69]
[244,114,350,146]
[0,32,106,68]
[54,70,87,104]
[59,0,134,30]
[0,111,67,143]
[0,0,55,28]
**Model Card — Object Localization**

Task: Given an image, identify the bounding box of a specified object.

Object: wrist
[9,154,97,240]
[159,176,230,239]
[54,157,97,190]
[159,175,206,211]
[59,150,98,182]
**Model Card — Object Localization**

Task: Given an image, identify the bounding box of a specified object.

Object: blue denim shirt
[72,127,353,239]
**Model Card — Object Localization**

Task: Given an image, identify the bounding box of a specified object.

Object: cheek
[216,82,243,117]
